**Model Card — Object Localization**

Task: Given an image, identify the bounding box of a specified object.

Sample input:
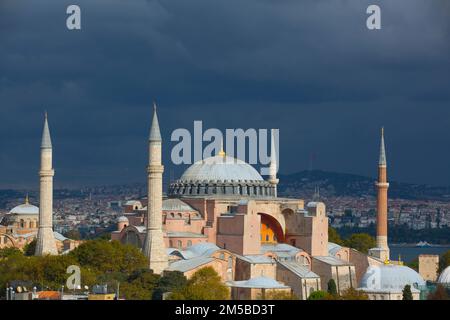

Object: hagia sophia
[1,105,449,300]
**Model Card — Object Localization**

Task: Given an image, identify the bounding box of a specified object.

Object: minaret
[369,127,390,262]
[35,113,58,256]
[142,103,168,274]
[268,129,279,197]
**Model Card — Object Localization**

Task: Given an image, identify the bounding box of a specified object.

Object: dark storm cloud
[0,0,449,188]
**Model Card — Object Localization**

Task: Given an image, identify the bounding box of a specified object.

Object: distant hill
[278,170,450,201]
[1,170,450,203]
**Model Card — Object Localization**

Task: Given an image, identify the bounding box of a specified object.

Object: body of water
[390,245,450,263]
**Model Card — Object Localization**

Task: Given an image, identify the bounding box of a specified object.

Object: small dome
[359,264,425,291]
[117,216,129,223]
[438,266,450,284]
[9,203,39,215]
[180,155,264,182]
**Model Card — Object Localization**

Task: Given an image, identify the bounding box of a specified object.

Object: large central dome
[169,155,275,198]
[180,155,264,182]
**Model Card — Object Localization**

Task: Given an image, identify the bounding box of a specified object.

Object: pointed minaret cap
[41,112,52,149]
[379,127,386,166]
[149,101,162,142]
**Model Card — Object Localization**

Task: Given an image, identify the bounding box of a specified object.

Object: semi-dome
[359,264,425,291]
[438,266,450,284]
[169,155,276,198]
[9,203,39,215]
[180,155,264,182]
[162,199,197,212]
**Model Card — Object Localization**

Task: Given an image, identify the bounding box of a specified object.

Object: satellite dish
[84,285,89,290]
[16,286,22,293]
[23,287,28,292]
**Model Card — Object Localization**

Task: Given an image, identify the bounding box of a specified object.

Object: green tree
[339,287,369,300]
[153,271,188,300]
[427,285,449,300]
[407,258,419,271]
[0,247,22,258]
[402,285,413,300]
[344,233,376,254]
[258,290,298,300]
[69,240,147,275]
[328,227,344,246]
[327,279,338,296]
[169,267,229,300]
[23,239,36,256]
[307,290,327,300]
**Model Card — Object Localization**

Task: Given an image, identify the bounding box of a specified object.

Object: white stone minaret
[268,129,279,197]
[35,113,58,256]
[142,103,168,274]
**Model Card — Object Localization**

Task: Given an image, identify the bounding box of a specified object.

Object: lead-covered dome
[169,155,275,198]
[9,203,39,215]
[359,264,425,291]
[438,266,450,284]
[180,155,264,182]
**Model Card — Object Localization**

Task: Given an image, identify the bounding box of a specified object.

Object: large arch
[259,213,285,244]
[0,233,16,248]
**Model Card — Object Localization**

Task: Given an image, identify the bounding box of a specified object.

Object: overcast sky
[0,0,449,189]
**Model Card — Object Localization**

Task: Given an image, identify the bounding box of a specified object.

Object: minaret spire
[143,102,168,274]
[41,112,52,149]
[369,127,390,262]
[35,112,57,256]
[268,129,279,197]
[379,127,386,166]
[149,101,162,142]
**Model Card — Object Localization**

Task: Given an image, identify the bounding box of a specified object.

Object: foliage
[68,240,147,275]
[343,233,376,254]
[0,252,79,295]
[328,227,344,246]
[259,290,298,300]
[427,285,449,300]
[307,290,328,300]
[327,279,337,296]
[402,285,413,300]
[407,258,419,271]
[0,247,22,258]
[169,267,229,300]
[439,250,450,273]
[23,239,36,256]
[0,239,150,300]
[153,271,188,300]
[339,287,369,300]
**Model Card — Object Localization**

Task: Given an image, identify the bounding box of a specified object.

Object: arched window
[187,240,192,247]
[20,219,25,228]
[169,240,173,247]
[177,240,182,249]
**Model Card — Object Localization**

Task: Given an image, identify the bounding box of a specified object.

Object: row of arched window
[18,219,38,229]
[169,239,194,249]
